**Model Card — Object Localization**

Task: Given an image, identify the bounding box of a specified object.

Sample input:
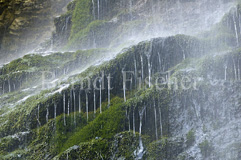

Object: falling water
[135,106,146,159]
[126,108,131,132]
[92,0,96,20]
[73,91,76,125]
[97,0,100,19]
[46,106,49,123]
[107,74,111,107]
[79,92,81,113]
[68,100,70,116]
[86,91,89,121]
[37,105,41,131]
[154,102,158,140]
[158,52,162,71]
[99,78,102,113]
[8,77,11,92]
[63,94,66,126]
[147,55,152,88]
[158,107,163,137]
[133,108,135,135]
[134,58,137,87]
[94,89,96,114]
[238,59,240,80]
[225,65,227,81]
[122,69,127,102]
[54,103,57,119]
[129,0,133,20]
[233,57,237,80]
[140,55,144,80]
[233,11,239,46]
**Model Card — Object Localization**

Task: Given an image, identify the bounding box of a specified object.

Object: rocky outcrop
[0,0,71,64]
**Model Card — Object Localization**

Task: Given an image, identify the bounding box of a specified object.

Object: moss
[67,20,107,49]
[61,97,125,152]
[70,0,93,39]
[186,129,195,147]
[199,140,213,158]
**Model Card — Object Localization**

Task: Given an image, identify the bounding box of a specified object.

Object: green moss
[186,129,195,147]
[199,140,213,158]
[67,20,107,49]
[61,97,125,152]
[70,0,93,39]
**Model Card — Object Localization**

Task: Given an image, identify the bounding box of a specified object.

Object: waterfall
[107,74,111,107]
[126,108,131,132]
[154,102,158,140]
[158,107,163,137]
[129,0,133,20]
[94,89,96,114]
[158,52,162,72]
[135,106,146,159]
[233,57,237,80]
[122,69,127,102]
[133,108,135,135]
[8,77,11,92]
[238,59,240,80]
[225,65,227,81]
[140,55,144,80]
[54,103,57,119]
[73,91,76,125]
[68,100,70,116]
[99,78,102,113]
[147,55,152,88]
[233,11,239,46]
[97,0,100,20]
[92,0,96,20]
[79,92,81,113]
[134,58,137,87]
[86,91,89,121]
[46,106,49,123]
[37,105,41,130]
[63,94,66,126]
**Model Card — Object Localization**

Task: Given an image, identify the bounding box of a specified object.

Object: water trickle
[154,101,158,140]
[135,106,146,159]
[122,69,127,102]
[133,107,135,135]
[233,57,237,80]
[147,55,152,88]
[37,105,41,131]
[97,0,100,20]
[94,89,96,114]
[86,91,89,121]
[238,59,240,80]
[158,52,162,72]
[107,74,111,107]
[134,58,137,87]
[73,91,76,125]
[92,0,96,20]
[140,55,144,80]
[8,77,11,92]
[225,65,228,81]
[68,99,70,116]
[158,97,163,137]
[54,103,57,119]
[99,78,102,113]
[233,10,239,46]
[129,0,133,20]
[63,94,66,126]
[46,106,49,123]
[79,92,81,113]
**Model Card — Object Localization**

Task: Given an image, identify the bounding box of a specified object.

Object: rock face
[52,0,235,51]
[1,0,241,160]
[0,0,71,64]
